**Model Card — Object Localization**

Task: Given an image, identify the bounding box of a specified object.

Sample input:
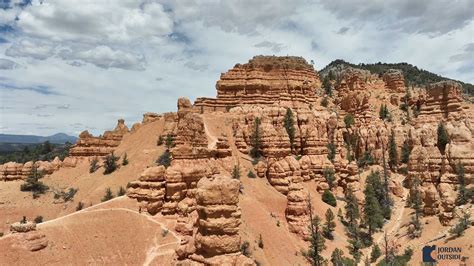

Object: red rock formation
[416,81,466,122]
[126,166,166,214]
[0,158,62,181]
[383,69,406,92]
[194,56,321,112]
[69,119,129,157]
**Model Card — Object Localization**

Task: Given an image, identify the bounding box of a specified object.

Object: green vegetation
[357,151,374,168]
[250,117,262,158]
[284,108,296,152]
[53,187,78,202]
[165,134,174,149]
[437,122,449,154]
[258,234,264,249]
[371,245,382,262]
[363,182,384,237]
[20,163,49,198]
[305,215,326,265]
[76,201,84,211]
[157,136,164,146]
[331,248,356,266]
[455,163,468,205]
[322,75,333,96]
[400,140,411,164]
[89,157,99,173]
[327,143,336,163]
[322,190,337,207]
[388,131,398,171]
[122,152,129,166]
[34,215,43,224]
[377,247,413,266]
[103,152,120,175]
[323,167,335,190]
[0,141,72,164]
[449,211,471,237]
[320,59,474,96]
[231,164,240,179]
[240,241,251,257]
[344,114,355,128]
[156,150,172,168]
[117,186,126,196]
[379,104,390,120]
[101,187,114,202]
[323,208,336,240]
[247,171,257,179]
[408,176,423,238]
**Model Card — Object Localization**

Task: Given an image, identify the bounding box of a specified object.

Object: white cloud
[5,39,54,60]
[0,58,19,69]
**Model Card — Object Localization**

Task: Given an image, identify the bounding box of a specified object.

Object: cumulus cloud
[59,45,146,71]
[0,58,19,69]
[5,39,54,60]
[254,41,285,52]
[320,0,473,35]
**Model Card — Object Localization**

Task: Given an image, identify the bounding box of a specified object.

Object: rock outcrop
[194,56,320,112]
[0,158,62,181]
[69,119,129,157]
[383,69,406,92]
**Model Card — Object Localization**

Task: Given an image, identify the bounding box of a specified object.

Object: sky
[0,0,473,136]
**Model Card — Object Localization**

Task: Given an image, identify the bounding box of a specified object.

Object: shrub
[231,165,240,179]
[437,122,449,154]
[327,143,336,162]
[323,167,336,190]
[20,164,48,199]
[76,201,84,211]
[449,211,471,237]
[344,114,355,128]
[247,171,256,178]
[322,190,337,207]
[379,104,390,120]
[103,152,120,175]
[101,188,114,202]
[284,108,296,152]
[258,234,264,249]
[34,216,43,224]
[321,97,328,107]
[250,117,262,158]
[157,136,164,146]
[156,150,172,168]
[161,229,169,237]
[357,151,374,168]
[89,157,99,173]
[400,140,411,164]
[117,186,126,196]
[370,245,381,262]
[122,153,129,166]
[63,188,78,202]
[165,134,174,149]
[240,241,251,257]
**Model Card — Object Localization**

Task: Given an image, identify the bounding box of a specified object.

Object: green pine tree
[323,208,336,239]
[306,196,326,266]
[344,114,355,128]
[250,117,262,158]
[364,183,384,236]
[437,122,449,154]
[327,142,336,163]
[449,211,471,237]
[400,140,411,164]
[388,131,398,170]
[122,152,129,166]
[284,108,296,152]
[370,244,382,262]
[323,75,332,96]
[231,164,241,180]
[323,167,336,190]
[455,163,467,205]
[103,152,120,175]
[344,189,360,236]
[101,187,114,202]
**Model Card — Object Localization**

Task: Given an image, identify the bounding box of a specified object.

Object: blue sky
[0,0,473,136]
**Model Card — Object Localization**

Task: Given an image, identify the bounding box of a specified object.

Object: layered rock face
[383,69,406,92]
[0,158,62,181]
[194,56,321,112]
[416,81,466,122]
[126,166,166,214]
[69,119,129,157]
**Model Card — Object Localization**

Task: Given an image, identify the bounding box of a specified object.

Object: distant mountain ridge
[319,59,474,97]
[0,133,77,144]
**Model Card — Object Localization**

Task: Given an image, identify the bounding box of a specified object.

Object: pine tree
[323,75,332,96]
[231,164,241,180]
[379,104,385,119]
[437,122,449,154]
[344,189,360,236]
[322,190,337,207]
[370,244,382,262]
[388,131,398,171]
[306,196,326,266]
[122,152,129,166]
[400,140,411,164]
[449,211,471,237]
[165,134,174,149]
[323,167,335,190]
[103,152,120,175]
[89,157,99,173]
[156,150,172,168]
[409,176,423,238]
[327,142,336,163]
[117,186,126,196]
[381,146,392,220]
[363,183,384,236]
[20,162,49,199]
[331,248,344,266]
[101,187,114,202]
[250,117,262,158]
[344,114,355,128]
[284,108,296,152]
[323,208,336,239]
[455,162,467,205]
